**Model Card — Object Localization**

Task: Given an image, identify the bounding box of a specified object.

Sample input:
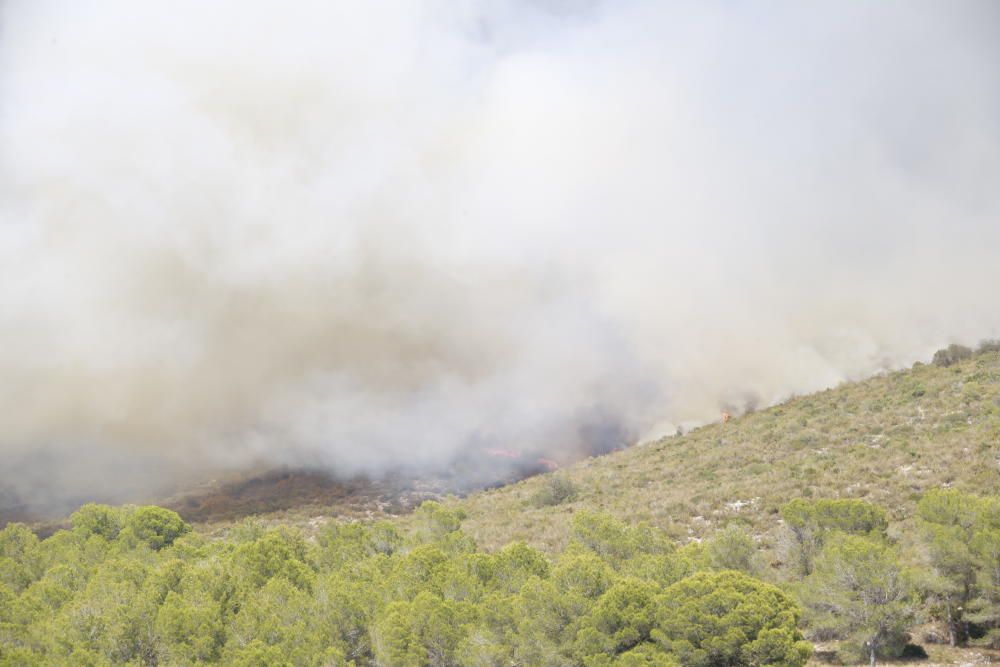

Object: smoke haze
[2,0,999,512]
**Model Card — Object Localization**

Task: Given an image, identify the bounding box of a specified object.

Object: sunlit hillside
[3,347,1000,665]
[449,348,1000,554]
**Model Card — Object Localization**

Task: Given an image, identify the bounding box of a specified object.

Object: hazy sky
[2,1,999,510]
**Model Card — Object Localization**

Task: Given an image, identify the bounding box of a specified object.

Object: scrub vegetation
[452,348,1000,554]
[1,348,999,666]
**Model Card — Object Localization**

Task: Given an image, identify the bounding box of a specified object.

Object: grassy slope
[87,348,1000,664]
[18,350,998,663]
[443,351,1000,555]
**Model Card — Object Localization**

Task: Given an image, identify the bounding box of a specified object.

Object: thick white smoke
[1,1,999,512]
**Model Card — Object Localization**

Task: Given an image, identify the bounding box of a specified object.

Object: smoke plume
[2,1,999,512]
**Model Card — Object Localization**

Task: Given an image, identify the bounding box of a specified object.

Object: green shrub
[705,525,760,575]
[802,535,915,665]
[653,570,812,667]
[120,506,190,550]
[532,475,579,507]
[70,503,123,540]
[780,498,888,576]
[411,501,465,543]
[6,491,1000,665]
[571,512,669,562]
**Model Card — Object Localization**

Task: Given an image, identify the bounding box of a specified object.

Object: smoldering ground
[1,1,999,515]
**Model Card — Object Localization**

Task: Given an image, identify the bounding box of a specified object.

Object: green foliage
[70,504,123,541]
[917,489,1000,647]
[7,487,1000,664]
[917,488,984,530]
[412,501,466,543]
[120,506,190,551]
[780,498,887,576]
[484,541,550,594]
[232,527,314,592]
[156,588,224,663]
[968,525,1000,648]
[802,534,915,665]
[553,550,616,599]
[705,525,761,575]
[574,578,658,659]
[317,520,400,570]
[56,558,161,664]
[1,503,813,666]
[653,570,811,667]
[372,591,471,666]
[0,523,41,593]
[225,577,338,665]
[572,512,670,563]
[532,474,579,507]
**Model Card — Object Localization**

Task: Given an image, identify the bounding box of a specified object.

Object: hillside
[170,348,1000,549]
[444,349,1000,554]
[3,349,1000,665]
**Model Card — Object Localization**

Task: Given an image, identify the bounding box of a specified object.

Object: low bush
[932,344,973,367]
[978,339,1000,354]
[532,474,579,507]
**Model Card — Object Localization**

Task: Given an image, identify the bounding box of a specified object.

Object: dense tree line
[0,489,997,666]
[0,504,807,666]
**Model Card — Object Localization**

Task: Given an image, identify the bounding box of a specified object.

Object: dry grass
[444,351,1000,555]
